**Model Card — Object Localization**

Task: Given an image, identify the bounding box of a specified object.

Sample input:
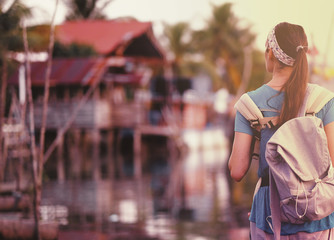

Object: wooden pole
[56,130,65,182]
[38,0,58,163]
[0,53,7,181]
[22,23,40,240]
[38,0,59,188]
[23,1,59,238]
[81,130,90,178]
[92,129,101,181]
[92,87,101,181]
[133,128,142,179]
[69,130,82,179]
[107,130,114,179]
[114,129,125,178]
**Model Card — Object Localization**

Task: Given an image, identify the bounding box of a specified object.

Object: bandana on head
[265,28,295,66]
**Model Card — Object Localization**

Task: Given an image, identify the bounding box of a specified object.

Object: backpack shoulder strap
[234,93,263,120]
[305,84,334,115]
[234,93,278,129]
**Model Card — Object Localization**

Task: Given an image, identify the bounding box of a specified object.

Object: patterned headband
[265,28,295,66]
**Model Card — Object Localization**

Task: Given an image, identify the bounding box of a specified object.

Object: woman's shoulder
[248,84,279,96]
[246,84,282,107]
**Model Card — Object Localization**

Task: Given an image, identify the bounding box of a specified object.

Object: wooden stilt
[69,130,82,179]
[107,130,114,180]
[115,129,125,178]
[133,128,141,179]
[81,130,90,178]
[16,155,24,191]
[57,130,65,182]
[92,129,101,181]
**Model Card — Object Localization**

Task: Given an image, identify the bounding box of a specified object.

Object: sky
[22,0,334,67]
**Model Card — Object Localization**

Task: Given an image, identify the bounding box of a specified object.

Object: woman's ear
[268,48,275,61]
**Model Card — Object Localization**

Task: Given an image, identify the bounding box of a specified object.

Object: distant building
[9,19,166,130]
[7,19,167,181]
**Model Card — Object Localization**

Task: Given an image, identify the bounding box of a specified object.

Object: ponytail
[278,49,308,126]
[273,22,309,126]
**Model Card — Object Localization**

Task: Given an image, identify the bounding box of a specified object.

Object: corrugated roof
[55,20,155,56]
[8,58,108,86]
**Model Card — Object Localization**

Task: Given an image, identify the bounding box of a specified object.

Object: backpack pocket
[279,169,334,224]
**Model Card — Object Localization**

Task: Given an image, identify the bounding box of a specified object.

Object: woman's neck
[266,65,293,90]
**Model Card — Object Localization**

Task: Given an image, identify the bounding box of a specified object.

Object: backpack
[235,83,334,238]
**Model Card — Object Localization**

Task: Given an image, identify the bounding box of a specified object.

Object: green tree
[64,0,113,20]
[0,0,31,52]
[52,41,97,58]
[26,24,53,52]
[163,22,193,77]
[192,3,256,93]
[25,24,97,58]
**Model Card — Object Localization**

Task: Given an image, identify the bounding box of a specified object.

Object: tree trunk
[236,45,253,98]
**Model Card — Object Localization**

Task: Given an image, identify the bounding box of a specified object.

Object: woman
[228,22,334,239]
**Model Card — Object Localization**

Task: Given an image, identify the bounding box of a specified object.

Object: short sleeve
[317,98,334,126]
[234,111,253,136]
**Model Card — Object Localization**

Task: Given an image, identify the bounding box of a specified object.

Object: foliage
[192,3,257,93]
[64,0,113,20]
[163,22,193,76]
[52,41,97,58]
[0,0,31,52]
[0,0,32,82]
[246,49,267,91]
[26,24,51,51]
[162,2,266,94]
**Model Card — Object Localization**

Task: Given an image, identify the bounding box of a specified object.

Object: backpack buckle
[306,112,315,116]
[250,119,260,128]
[266,120,275,129]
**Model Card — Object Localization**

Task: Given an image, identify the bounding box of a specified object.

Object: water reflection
[40,205,68,225]
[41,128,249,239]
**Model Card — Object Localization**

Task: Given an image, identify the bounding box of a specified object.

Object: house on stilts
[7,19,172,183]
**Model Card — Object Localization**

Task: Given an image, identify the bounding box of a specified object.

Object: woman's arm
[228,132,253,182]
[325,121,334,166]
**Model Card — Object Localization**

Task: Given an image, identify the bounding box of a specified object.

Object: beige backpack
[235,84,334,239]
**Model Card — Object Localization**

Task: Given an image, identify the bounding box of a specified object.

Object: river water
[41,127,253,239]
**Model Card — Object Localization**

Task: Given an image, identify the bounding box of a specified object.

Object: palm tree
[192,3,256,93]
[64,0,114,20]
[0,0,31,50]
[163,22,193,77]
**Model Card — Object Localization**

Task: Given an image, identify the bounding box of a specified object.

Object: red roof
[56,20,154,55]
[8,58,108,86]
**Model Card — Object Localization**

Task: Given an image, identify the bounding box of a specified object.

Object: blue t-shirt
[235,84,334,235]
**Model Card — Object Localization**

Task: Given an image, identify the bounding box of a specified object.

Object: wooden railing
[33,100,148,129]
[33,100,111,129]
